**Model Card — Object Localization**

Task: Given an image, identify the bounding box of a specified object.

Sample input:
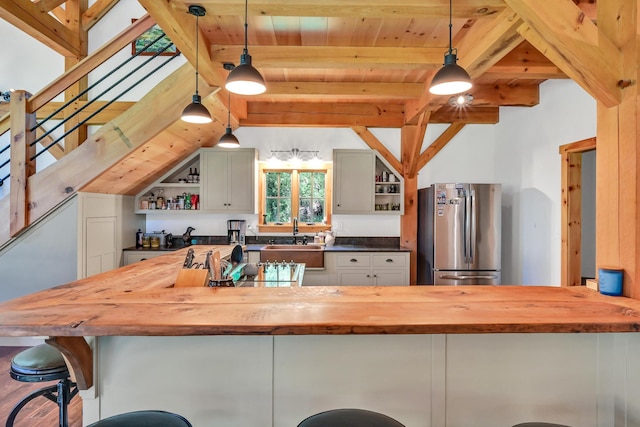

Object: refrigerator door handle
[464,189,471,264]
[439,274,498,280]
[470,189,476,264]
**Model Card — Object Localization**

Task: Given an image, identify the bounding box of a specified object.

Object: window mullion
[291,169,299,221]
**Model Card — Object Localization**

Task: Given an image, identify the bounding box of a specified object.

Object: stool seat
[87,410,192,427]
[11,343,69,380]
[298,409,405,427]
[513,423,572,427]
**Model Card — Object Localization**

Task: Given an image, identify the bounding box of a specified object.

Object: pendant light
[429,0,472,96]
[218,64,241,148]
[181,5,212,124]
[225,0,266,95]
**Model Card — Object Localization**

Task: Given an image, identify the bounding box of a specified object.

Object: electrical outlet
[333,221,343,231]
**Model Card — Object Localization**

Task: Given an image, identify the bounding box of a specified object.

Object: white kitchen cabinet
[333,150,375,213]
[333,149,403,214]
[201,148,256,213]
[334,252,408,286]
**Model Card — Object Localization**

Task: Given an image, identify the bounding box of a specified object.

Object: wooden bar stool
[6,343,78,427]
[297,409,405,427]
[86,410,192,426]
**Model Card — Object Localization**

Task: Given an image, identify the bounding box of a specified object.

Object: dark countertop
[244,244,410,252]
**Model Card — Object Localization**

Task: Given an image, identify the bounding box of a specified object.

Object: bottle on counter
[136,229,143,248]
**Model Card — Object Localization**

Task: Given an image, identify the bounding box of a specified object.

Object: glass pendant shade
[218,126,240,148]
[429,52,472,95]
[182,94,212,124]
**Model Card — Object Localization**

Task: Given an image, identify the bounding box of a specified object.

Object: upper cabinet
[135,148,256,214]
[333,149,403,215]
[201,148,257,213]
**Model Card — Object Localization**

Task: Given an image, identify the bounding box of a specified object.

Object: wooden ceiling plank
[241,112,405,127]
[0,0,81,56]
[351,126,402,172]
[211,45,444,69]
[139,0,224,88]
[506,0,622,107]
[192,0,506,19]
[417,122,465,170]
[82,0,120,31]
[29,15,155,112]
[247,102,405,116]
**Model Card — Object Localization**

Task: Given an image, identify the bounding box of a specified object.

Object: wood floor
[0,347,82,426]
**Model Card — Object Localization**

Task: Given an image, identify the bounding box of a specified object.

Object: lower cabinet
[123,251,166,265]
[334,253,408,286]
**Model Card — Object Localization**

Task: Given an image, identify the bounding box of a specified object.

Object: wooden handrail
[28,14,156,113]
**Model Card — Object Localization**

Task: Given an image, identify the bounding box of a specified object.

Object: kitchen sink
[260,244,324,268]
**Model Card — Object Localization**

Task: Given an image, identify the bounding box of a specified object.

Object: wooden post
[596,1,639,298]
[9,90,36,237]
[401,125,422,285]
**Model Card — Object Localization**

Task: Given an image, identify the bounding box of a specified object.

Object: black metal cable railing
[0,31,181,187]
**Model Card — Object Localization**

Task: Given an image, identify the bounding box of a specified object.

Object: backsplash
[172,235,401,248]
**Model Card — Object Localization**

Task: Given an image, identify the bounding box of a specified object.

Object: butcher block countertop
[0,245,640,337]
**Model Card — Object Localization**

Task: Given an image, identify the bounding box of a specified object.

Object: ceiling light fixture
[225,0,266,95]
[448,94,473,107]
[218,64,241,148]
[270,149,320,162]
[429,0,473,96]
[181,5,212,124]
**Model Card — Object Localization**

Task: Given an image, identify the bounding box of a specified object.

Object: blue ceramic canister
[599,267,623,296]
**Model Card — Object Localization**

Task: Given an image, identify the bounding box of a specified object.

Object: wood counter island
[1,246,639,426]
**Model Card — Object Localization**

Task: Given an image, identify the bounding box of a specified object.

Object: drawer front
[336,254,371,268]
[372,254,406,268]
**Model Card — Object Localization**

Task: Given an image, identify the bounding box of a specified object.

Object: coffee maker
[227,220,246,245]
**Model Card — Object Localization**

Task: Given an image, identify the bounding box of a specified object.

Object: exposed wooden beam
[138,0,224,88]
[429,83,540,108]
[417,123,466,170]
[506,0,623,107]
[82,0,119,31]
[481,42,568,80]
[0,0,81,57]
[32,0,67,13]
[404,111,430,177]
[405,7,523,124]
[253,82,422,100]
[351,126,402,173]
[189,0,506,18]
[429,106,499,124]
[212,45,443,69]
[29,15,155,112]
[243,102,405,127]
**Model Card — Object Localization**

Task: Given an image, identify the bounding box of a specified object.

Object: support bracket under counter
[46,336,93,390]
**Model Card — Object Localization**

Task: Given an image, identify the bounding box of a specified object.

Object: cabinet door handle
[373,274,377,277]
[386,259,394,263]
[366,274,370,278]
[350,258,358,263]
[337,203,341,207]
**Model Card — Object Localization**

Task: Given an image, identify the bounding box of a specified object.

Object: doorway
[559,137,596,287]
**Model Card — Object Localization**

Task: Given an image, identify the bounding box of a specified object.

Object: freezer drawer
[433,270,501,286]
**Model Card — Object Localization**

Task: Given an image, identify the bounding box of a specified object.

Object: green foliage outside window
[264,170,326,224]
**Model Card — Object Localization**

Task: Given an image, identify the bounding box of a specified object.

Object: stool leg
[57,379,69,427]
[6,384,58,427]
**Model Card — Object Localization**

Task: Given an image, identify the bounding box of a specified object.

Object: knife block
[174,268,209,288]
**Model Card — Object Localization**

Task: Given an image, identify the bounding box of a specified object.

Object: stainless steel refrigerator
[417,183,501,285]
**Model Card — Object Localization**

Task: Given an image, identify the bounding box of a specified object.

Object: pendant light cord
[448,0,453,55]
[243,0,249,55]
[195,12,200,96]
[227,91,231,127]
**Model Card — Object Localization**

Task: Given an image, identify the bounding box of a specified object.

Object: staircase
[0,16,226,247]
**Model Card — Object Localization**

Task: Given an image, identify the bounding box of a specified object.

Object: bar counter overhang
[1,245,639,426]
